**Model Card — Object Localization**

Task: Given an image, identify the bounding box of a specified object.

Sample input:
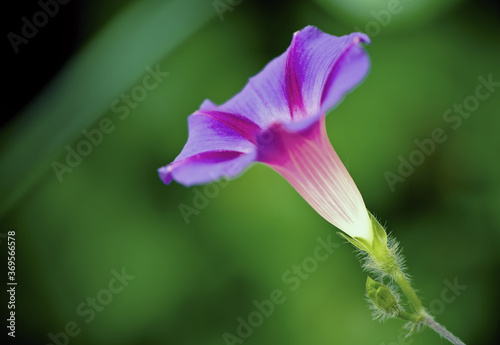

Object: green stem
[423,314,466,345]
[392,269,425,315]
[383,255,465,344]
[393,274,466,344]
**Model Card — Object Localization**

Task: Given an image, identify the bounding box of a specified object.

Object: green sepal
[337,212,389,254]
[336,231,371,252]
[369,212,388,248]
[366,213,402,276]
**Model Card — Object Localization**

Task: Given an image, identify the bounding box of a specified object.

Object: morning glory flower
[158,26,468,344]
[159,26,372,243]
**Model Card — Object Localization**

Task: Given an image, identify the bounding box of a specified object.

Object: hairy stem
[392,264,465,344]
[361,221,466,344]
[423,314,466,345]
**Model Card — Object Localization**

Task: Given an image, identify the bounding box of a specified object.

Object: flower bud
[366,277,401,319]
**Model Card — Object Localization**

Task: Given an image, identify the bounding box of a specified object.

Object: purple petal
[319,33,371,114]
[159,26,371,186]
[176,110,257,160]
[158,110,258,185]
[203,53,292,129]
[208,26,369,133]
[159,150,255,186]
[283,26,370,131]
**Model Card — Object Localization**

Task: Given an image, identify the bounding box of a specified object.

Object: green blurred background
[1,0,500,344]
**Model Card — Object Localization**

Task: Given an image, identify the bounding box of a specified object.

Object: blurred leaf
[0,0,215,217]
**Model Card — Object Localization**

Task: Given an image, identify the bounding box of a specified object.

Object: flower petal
[204,52,292,129]
[209,26,369,132]
[319,33,371,114]
[159,150,255,186]
[282,26,370,131]
[158,109,258,185]
[159,26,371,187]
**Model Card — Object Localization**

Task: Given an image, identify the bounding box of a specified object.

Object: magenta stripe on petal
[194,110,261,145]
[159,150,253,186]
[286,34,306,120]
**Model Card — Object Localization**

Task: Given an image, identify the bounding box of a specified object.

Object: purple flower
[159,26,373,242]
